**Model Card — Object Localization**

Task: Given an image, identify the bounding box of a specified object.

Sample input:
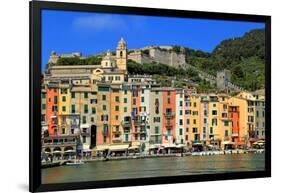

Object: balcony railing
[164,112,175,119]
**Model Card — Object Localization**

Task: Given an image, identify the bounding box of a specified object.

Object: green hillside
[186,28,265,91]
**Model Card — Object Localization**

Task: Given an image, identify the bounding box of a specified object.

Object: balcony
[122,120,131,127]
[102,130,109,136]
[165,121,173,127]
[112,128,121,134]
[164,112,175,119]
[112,136,122,143]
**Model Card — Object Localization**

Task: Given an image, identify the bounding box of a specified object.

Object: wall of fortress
[128,47,186,67]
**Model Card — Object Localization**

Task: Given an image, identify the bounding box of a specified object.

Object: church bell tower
[116,37,127,71]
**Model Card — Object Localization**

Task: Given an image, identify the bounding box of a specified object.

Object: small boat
[66,160,84,166]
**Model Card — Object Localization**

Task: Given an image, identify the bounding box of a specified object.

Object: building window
[124,98,127,103]
[84,93,88,99]
[124,107,127,112]
[187,119,190,125]
[103,105,106,111]
[212,110,217,115]
[185,135,188,141]
[84,104,88,114]
[142,89,144,94]
[91,117,94,123]
[115,96,119,102]
[167,98,170,104]
[193,119,196,124]
[115,115,119,120]
[124,90,127,95]
[212,119,217,126]
[180,119,183,125]
[71,92,75,98]
[62,96,66,102]
[42,93,46,99]
[141,97,145,102]
[62,128,65,134]
[179,128,183,135]
[186,128,189,132]
[155,136,159,143]
[180,110,183,115]
[133,98,136,105]
[256,111,259,117]
[82,116,86,124]
[194,102,196,107]
[180,101,183,106]
[204,118,207,124]
[62,106,66,112]
[42,104,46,110]
[103,136,106,143]
[115,106,119,111]
[54,96,58,104]
[153,117,160,123]
[71,104,75,113]
[135,134,138,140]
[167,91,171,96]
[155,127,159,134]
[225,130,229,137]
[102,95,106,101]
[224,121,229,126]
[92,107,96,114]
[210,127,213,134]
[192,128,198,133]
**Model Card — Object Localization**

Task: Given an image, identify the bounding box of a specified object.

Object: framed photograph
[30,1,271,192]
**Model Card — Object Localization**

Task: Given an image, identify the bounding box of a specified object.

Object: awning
[53,150,61,154]
[80,124,90,128]
[176,144,186,148]
[148,145,158,149]
[192,142,203,146]
[223,141,234,145]
[249,138,258,142]
[128,145,139,150]
[253,140,265,145]
[236,141,245,145]
[82,149,92,152]
[96,145,110,151]
[163,144,177,148]
[65,150,75,153]
[109,144,129,151]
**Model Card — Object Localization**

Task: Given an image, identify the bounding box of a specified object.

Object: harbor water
[42,153,265,184]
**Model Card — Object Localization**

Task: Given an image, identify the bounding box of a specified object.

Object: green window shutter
[42,104,46,110]
[71,92,75,98]
[71,104,75,113]
[103,105,106,111]
[84,104,88,113]
[102,95,106,100]
[84,93,88,98]
[179,128,183,135]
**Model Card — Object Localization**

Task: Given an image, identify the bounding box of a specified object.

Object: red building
[46,85,59,136]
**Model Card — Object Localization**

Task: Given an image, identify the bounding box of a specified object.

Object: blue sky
[42,10,265,70]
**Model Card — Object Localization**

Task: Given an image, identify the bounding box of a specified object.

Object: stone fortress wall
[128,46,186,68]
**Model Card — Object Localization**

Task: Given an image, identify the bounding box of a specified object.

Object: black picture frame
[29,1,271,192]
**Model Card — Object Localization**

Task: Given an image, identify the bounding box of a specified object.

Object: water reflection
[42,153,265,184]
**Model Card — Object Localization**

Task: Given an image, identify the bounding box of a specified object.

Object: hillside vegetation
[185,28,265,91]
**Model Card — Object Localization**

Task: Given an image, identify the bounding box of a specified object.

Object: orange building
[228,105,243,147]
[46,85,59,136]
[162,88,176,144]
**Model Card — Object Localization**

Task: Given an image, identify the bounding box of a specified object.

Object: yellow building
[228,91,256,147]
[110,85,122,144]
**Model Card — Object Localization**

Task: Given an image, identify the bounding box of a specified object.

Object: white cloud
[72,14,128,32]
